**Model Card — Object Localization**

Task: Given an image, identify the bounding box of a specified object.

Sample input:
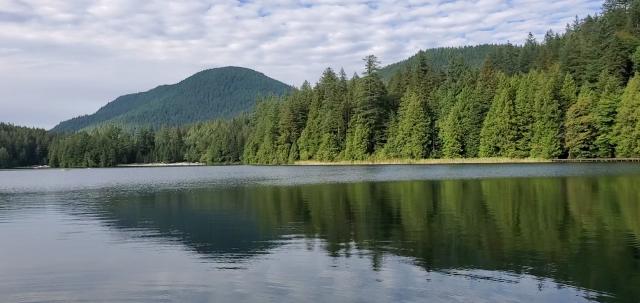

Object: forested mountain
[379,44,513,80]
[51,67,292,132]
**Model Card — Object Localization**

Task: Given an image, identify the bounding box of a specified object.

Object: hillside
[51,66,293,132]
[379,44,520,80]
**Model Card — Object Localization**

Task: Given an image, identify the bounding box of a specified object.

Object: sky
[0,0,602,129]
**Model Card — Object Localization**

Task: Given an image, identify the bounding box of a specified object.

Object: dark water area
[1,164,639,302]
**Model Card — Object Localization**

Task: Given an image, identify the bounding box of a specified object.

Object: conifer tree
[344,55,388,160]
[565,88,598,158]
[316,68,347,161]
[440,86,477,158]
[297,86,322,160]
[243,100,280,164]
[559,74,579,112]
[615,73,640,157]
[513,72,536,157]
[530,72,563,159]
[383,88,430,159]
[593,72,621,158]
[479,76,519,157]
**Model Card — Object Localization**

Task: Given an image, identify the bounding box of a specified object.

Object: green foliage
[243,100,282,164]
[383,88,431,159]
[379,44,519,80]
[530,71,563,159]
[184,117,249,164]
[513,72,537,157]
[0,147,10,168]
[631,46,640,73]
[0,123,51,168]
[565,88,598,158]
[344,57,389,160]
[593,72,621,157]
[615,73,640,157]
[559,74,579,112]
[51,67,292,132]
[49,125,137,167]
[479,76,519,157]
[440,87,473,158]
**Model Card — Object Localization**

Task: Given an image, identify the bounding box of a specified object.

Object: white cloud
[0,0,602,128]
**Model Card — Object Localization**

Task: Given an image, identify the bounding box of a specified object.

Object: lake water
[1,164,639,302]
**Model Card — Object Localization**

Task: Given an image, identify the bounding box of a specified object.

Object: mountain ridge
[51,66,293,132]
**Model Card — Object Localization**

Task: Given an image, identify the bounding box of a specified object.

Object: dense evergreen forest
[0,123,51,168]
[378,44,517,80]
[2,0,640,168]
[242,0,640,164]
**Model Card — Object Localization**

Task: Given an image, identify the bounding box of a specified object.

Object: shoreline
[292,158,553,166]
[7,158,640,170]
[116,162,205,167]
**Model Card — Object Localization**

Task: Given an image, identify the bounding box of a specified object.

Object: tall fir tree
[513,72,537,157]
[530,71,563,159]
[383,88,431,159]
[593,72,621,158]
[440,86,475,158]
[343,55,388,160]
[565,87,598,158]
[615,73,640,157]
[479,76,519,157]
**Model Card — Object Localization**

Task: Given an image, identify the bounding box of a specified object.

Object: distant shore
[293,158,553,166]
[116,162,205,167]
[8,158,640,170]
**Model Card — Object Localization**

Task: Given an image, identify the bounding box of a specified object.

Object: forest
[0,123,50,168]
[241,0,640,164]
[1,0,640,168]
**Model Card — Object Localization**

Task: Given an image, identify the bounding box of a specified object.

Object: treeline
[242,0,640,163]
[379,44,518,80]
[0,123,51,168]
[46,116,251,168]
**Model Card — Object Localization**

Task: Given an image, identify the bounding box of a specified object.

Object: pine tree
[243,100,281,164]
[383,88,430,159]
[513,72,537,157]
[559,74,579,112]
[479,76,519,157]
[518,32,539,73]
[530,71,563,159]
[565,87,598,158]
[0,147,10,168]
[440,86,476,158]
[593,72,621,158]
[297,87,322,160]
[343,55,388,160]
[615,73,640,157]
[316,68,347,161]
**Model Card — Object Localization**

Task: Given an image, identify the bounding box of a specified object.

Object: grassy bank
[294,158,552,166]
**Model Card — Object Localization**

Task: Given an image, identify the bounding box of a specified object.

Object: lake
[1,164,639,302]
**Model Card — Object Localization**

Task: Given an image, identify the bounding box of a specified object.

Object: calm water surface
[1,164,639,302]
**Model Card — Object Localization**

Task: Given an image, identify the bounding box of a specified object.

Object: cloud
[0,0,602,128]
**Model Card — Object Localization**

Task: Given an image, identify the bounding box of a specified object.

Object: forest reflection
[97,176,640,301]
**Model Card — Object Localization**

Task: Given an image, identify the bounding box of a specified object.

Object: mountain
[51,66,293,132]
[379,44,519,80]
